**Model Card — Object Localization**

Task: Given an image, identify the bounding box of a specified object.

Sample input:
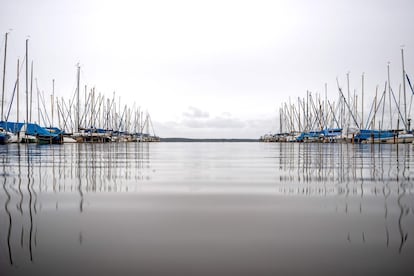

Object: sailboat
[0,127,10,144]
[20,122,37,143]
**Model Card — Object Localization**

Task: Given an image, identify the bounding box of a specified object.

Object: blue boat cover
[0,121,61,137]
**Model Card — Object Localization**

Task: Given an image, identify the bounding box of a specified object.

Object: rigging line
[91,94,104,128]
[389,86,407,129]
[378,84,387,129]
[364,95,376,130]
[336,79,360,129]
[56,101,68,131]
[79,92,91,127]
[149,113,156,137]
[5,78,18,121]
[327,100,340,129]
[60,86,77,129]
[38,108,47,127]
[39,90,51,126]
[64,88,78,130]
[406,74,414,119]
[366,85,387,129]
[406,74,414,95]
[62,98,75,131]
[117,105,127,131]
[296,98,303,131]
[309,95,324,129]
[292,104,301,131]
[141,114,148,134]
[381,82,386,130]
[5,56,27,121]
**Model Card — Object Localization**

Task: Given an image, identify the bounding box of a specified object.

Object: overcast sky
[1,0,413,138]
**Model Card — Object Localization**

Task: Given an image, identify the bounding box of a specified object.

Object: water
[0,142,413,276]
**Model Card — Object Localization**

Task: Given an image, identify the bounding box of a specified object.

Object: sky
[1,0,413,138]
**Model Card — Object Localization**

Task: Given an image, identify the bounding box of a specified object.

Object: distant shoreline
[159,138,259,142]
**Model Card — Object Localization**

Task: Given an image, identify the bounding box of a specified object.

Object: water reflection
[0,143,413,275]
[0,143,152,268]
[276,143,412,184]
[273,143,413,255]
[2,152,13,265]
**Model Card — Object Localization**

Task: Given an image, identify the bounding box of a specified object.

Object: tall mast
[56,97,63,129]
[297,98,301,131]
[51,79,55,127]
[401,47,407,131]
[26,39,29,124]
[17,59,19,124]
[306,91,309,131]
[324,83,327,128]
[1,32,8,121]
[361,73,364,129]
[30,61,33,122]
[84,85,87,128]
[76,64,80,132]
[346,72,350,128]
[387,62,392,130]
[279,108,282,133]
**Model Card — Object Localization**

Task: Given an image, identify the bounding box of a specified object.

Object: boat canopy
[0,121,61,138]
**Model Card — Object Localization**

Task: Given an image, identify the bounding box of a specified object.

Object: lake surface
[0,142,413,276]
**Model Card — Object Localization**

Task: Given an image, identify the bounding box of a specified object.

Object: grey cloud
[182,116,246,129]
[182,106,210,118]
[154,116,276,138]
[220,112,232,117]
[182,119,205,128]
[205,117,245,128]
[246,118,276,129]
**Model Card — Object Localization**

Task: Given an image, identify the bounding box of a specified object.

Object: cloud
[205,117,245,128]
[182,106,210,118]
[182,115,246,129]
[153,108,277,138]
[220,112,232,117]
[153,115,276,138]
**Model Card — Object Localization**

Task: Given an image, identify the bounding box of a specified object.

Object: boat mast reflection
[275,143,413,253]
[2,150,13,265]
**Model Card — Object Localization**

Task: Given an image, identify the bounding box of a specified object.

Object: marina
[261,49,414,144]
[0,33,159,145]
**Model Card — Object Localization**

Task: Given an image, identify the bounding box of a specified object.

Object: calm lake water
[0,142,413,276]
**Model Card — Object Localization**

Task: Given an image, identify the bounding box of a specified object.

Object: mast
[17,59,19,124]
[57,97,61,130]
[324,83,327,128]
[30,61,33,122]
[84,85,87,128]
[25,39,29,125]
[346,72,350,129]
[306,91,309,131]
[387,62,392,130]
[76,64,80,132]
[401,47,407,131]
[297,98,302,131]
[354,90,357,129]
[51,79,55,127]
[361,73,364,129]
[1,32,8,121]
[279,107,282,133]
